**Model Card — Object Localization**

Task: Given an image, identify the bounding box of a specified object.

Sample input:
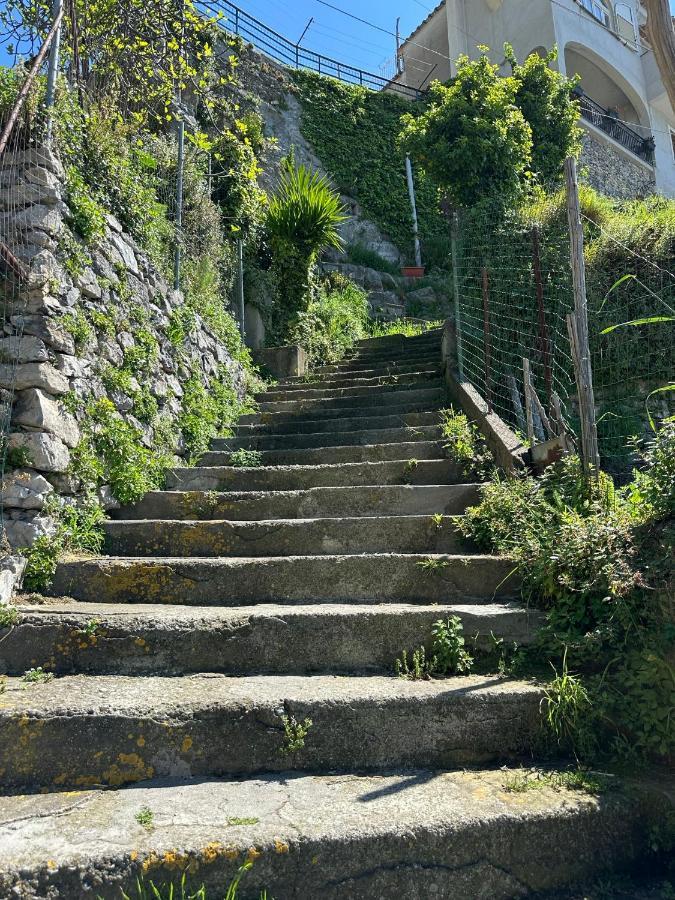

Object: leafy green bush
[399,52,532,211]
[440,409,493,480]
[461,441,674,764]
[286,273,369,366]
[267,162,346,339]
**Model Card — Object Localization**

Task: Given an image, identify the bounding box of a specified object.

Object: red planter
[401,266,426,278]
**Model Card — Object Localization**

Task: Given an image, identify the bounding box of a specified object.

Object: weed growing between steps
[279,714,313,755]
[103,861,271,900]
[396,616,474,679]
[228,449,263,468]
[368,320,442,338]
[460,428,674,767]
[440,409,494,480]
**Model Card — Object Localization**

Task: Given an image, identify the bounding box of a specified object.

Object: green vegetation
[346,243,399,275]
[441,409,493,479]
[22,495,106,591]
[286,273,369,366]
[134,807,154,830]
[267,161,346,340]
[395,616,474,680]
[228,449,263,468]
[461,429,675,765]
[368,320,441,338]
[0,606,20,628]
[292,69,446,263]
[279,714,313,755]
[399,46,580,210]
[22,667,54,684]
[109,862,271,900]
[502,767,613,795]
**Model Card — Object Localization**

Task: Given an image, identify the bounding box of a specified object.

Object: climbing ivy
[291,70,447,266]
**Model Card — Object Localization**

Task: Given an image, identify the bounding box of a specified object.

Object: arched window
[578,0,611,27]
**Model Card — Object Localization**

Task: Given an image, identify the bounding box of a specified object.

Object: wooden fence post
[564,157,600,474]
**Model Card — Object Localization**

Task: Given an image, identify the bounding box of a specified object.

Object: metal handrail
[577,91,655,165]
[202,0,422,101]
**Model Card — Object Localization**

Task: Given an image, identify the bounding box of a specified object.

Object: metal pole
[173,116,185,291]
[564,156,600,474]
[45,0,64,142]
[450,212,464,379]
[237,238,246,342]
[405,155,422,268]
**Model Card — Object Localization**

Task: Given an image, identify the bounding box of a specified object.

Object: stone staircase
[0,330,657,898]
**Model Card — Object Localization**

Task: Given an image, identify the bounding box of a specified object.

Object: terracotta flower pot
[401,266,426,278]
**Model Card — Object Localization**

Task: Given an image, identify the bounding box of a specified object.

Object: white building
[394,0,675,198]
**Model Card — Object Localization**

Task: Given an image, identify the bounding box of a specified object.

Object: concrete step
[288,357,445,380]
[256,385,445,416]
[234,409,441,437]
[241,400,445,429]
[199,440,446,468]
[119,484,481,522]
[3,601,542,676]
[50,554,519,606]
[0,673,542,791]
[165,459,464,493]
[354,330,443,350]
[346,344,441,364]
[272,368,441,393]
[256,378,444,404]
[102,515,473,558]
[0,769,658,900]
[213,424,443,452]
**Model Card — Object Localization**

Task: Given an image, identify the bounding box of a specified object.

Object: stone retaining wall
[0,146,248,550]
[580,130,655,200]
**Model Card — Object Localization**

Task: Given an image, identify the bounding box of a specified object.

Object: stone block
[0,470,53,510]
[0,335,49,364]
[11,315,75,354]
[0,554,26,604]
[7,433,71,473]
[252,345,308,379]
[0,362,69,395]
[13,389,80,448]
[2,511,57,549]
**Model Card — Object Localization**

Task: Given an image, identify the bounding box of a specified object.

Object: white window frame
[578,0,611,27]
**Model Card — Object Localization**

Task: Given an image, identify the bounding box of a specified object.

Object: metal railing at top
[202,0,423,101]
[578,92,656,165]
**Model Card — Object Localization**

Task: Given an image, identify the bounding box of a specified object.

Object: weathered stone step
[257,378,444,404]
[102,515,472,558]
[289,357,444,380]
[200,440,446,468]
[273,368,441,393]
[355,330,443,350]
[0,769,657,900]
[213,424,443,452]
[0,673,541,791]
[240,397,444,426]
[119,484,480,522]
[234,409,441,437]
[256,385,445,415]
[2,601,541,676]
[346,344,441,364]
[50,554,519,606]
[165,459,464,492]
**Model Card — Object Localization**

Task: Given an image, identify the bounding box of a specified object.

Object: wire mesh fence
[452,192,675,478]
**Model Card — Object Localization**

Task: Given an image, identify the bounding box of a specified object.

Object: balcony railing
[576,90,656,164]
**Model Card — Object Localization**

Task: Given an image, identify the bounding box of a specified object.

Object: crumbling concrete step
[2,601,542,676]
[102,515,473,558]
[213,424,443,452]
[119,484,480,522]
[0,674,542,791]
[234,409,441,437]
[0,769,658,900]
[200,440,446,468]
[239,398,443,426]
[256,386,445,415]
[272,368,441,393]
[256,379,444,404]
[288,358,444,380]
[50,554,519,606]
[165,459,464,492]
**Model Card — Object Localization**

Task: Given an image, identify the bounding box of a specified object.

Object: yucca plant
[267,161,346,340]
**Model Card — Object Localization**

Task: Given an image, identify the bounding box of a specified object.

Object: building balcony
[575,88,655,164]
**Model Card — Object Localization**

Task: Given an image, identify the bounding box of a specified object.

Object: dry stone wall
[0,146,248,551]
[580,130,655,200]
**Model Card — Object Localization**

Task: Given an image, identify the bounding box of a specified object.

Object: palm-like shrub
[267,163,346,341]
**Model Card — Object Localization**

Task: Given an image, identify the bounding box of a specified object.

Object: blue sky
[1,0,674,74]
